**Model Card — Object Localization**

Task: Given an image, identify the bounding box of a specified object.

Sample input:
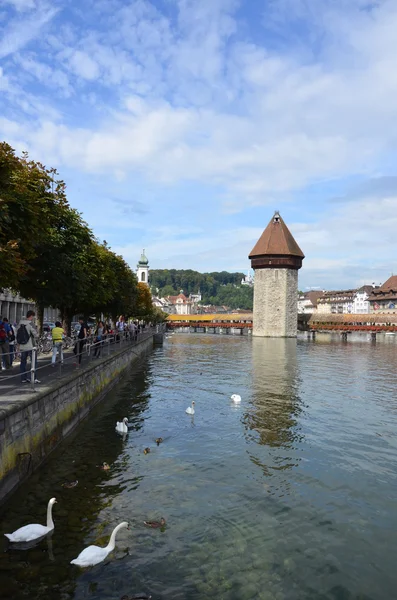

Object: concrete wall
[0,336,153,505]
[253,268,298,337]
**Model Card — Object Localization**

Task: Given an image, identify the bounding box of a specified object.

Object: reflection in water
[248,338,302,447]
[0,335,397,600]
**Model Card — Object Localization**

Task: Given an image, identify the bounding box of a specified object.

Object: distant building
[352,285,373,314]
[0,290,59,324]
[368,276,397,314]
[152,296,174,314]
[189,290,202,304]
[317,290,356,314]
[297,291,323,314]
[165,292,195,315]
[136,249,149,284]
[241,270,254,287]
[317,285,376,315]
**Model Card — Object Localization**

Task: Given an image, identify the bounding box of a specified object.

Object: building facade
[0,290,59,324]
[136,249,149,284]
[165,292,195,315]
[297,291,323,314]
[368,276,397,314]
[249,211,304,337]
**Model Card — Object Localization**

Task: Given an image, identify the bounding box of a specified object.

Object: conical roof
[249,212,304,259]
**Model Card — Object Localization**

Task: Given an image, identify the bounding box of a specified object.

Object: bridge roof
[167,313,253,322]
[249,211,304,259]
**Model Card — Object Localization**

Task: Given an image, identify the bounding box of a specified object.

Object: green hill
[149,269,253,310]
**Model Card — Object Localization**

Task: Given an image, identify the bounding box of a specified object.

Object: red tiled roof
[249,212,304,259]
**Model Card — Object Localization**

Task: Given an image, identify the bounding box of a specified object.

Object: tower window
[141,272,146,282]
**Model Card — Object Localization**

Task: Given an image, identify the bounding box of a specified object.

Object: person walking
[0,316,12,370]
[94,321,104,358]
[17,310,40,383]
[74,317,88,368]
[51,321,64,366]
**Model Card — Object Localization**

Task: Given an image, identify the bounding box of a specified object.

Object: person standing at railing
[51,321,65,366]
[94,321,104,357]
[3,318,15,367]
[74,317,88,368]
[0,316,12,370]
[17,310,40,383]
[116,315,126,341]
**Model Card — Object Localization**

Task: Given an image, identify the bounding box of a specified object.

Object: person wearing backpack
[17,310,40,384]
[0,316,11,370]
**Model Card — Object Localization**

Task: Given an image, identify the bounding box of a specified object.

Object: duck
[62,480,78,488]
[70,522,129,567]
[144,517,166,528]
[231,394,241,403]
[100,462,110,471]
[4,497,57,543]
[155,437,163,446]
[186,401,195,415]
[116,417,129,434]
[143,448,151,455]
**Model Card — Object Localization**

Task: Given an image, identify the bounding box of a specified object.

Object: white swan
[4,497,57,543]
[70,521,129,567]
[186,401,195,415]
[115,417,129,433]
[231,394,241,403]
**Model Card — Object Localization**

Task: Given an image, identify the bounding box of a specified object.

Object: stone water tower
[249,211,304,337]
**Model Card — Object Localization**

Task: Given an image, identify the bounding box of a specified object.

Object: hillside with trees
[150,269,254,310]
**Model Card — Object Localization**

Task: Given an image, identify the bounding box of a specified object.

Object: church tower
[137,249,149,285]
[249,212,304,337]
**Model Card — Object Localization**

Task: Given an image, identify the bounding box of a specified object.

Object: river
[1,334,397,600]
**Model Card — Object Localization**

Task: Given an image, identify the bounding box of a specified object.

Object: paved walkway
[0,333,152,400]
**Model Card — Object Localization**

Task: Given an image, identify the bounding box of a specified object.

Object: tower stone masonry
[249,212,304,337]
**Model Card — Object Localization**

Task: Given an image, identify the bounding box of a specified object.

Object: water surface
[1,334,397,600]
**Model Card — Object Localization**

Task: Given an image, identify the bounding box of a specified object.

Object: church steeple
[136,249,149,284]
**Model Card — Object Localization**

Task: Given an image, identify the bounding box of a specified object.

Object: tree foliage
[0,142,143,330]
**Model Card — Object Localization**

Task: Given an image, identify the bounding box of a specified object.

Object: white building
[136,249,149,284]
[241,269,254,287]
[352,286,372,314]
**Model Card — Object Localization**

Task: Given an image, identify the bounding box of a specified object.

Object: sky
[1,0,397,290]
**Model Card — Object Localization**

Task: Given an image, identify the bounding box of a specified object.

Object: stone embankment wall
[0,336,153,505]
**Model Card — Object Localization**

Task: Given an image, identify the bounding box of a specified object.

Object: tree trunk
[36,304,44,335]
[60,306,74,336]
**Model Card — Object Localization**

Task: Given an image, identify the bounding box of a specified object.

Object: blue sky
[1,0,397,290]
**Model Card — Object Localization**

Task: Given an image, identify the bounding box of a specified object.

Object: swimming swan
[231,394,241,403]
[70,522,129,567]
[186,401,195,415]
[116,417,129,433]
[4,497,57,543]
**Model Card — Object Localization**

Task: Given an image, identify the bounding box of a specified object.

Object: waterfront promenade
[0,330,156,403]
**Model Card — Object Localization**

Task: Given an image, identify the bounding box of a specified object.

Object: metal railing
[0,325,164,396]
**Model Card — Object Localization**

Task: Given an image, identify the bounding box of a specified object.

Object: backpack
[16,324,31,345]
[0,323,7,343]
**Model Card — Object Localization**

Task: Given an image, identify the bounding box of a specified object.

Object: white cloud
[0,4,59,59]
[1,0,397,286]
[68,50,100,81]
